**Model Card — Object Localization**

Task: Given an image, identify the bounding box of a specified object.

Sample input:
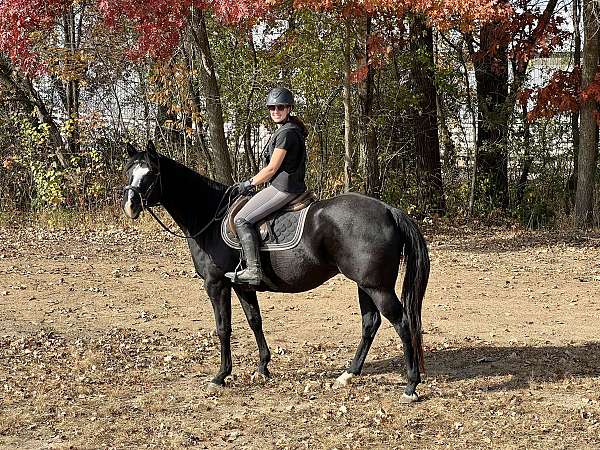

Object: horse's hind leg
[334,287,381,388]
[234,287,271,380]
[360,286,421,402]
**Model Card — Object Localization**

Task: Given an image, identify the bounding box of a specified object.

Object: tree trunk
[343,19,353,193]
[242,31,259,175]
[510,0,559,209]
[181,36,215,177]
[63,7,81,155]
[473,20,510,210]
[243,126,257,174]
[471,0,558,211]
[516,103,532,205]
[567,0,582,213]
[457,0,557,213]
[575,0,600,227]
[0,59,68,167]
[450,33,479,215]
[410,17,446,214]
[437,94,456,179]
[356,16,380,198]
[189,10,233,184]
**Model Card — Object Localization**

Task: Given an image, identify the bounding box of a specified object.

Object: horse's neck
[159,157,227,234]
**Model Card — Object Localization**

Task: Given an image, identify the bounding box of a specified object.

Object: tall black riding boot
[225,218,263,285]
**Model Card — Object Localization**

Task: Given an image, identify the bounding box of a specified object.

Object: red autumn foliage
[579,70,600,103]
[207,0,272,24]
[0,0,506,74]
[0,0,274,71]
[525,68,581,121]
[293,0,507,29]
[99,0,273,60]
[580,70,600,126]
[349,33,393,83]
[0,0,71,73]
[0,0,583,122]
[349,65,370,84]
[469,0,568,76]
[525,57,600,125]
[506,0,568,67]
[98,0,193,60]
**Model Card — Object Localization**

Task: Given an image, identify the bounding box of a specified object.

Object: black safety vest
[261,121,307,194]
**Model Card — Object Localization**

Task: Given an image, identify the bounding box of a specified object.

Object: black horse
[122,141,430,402]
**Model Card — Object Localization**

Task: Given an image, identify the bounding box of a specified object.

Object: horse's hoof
[251,372,269,384]
[333,371,354,390]
[400,392,419,403]
[207,382,224,393]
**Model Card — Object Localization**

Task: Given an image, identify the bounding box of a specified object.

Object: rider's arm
[250,148,287,186]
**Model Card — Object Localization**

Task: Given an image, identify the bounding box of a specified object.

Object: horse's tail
[390,208,430,374]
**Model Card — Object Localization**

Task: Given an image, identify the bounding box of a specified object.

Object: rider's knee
[234,216,251,227]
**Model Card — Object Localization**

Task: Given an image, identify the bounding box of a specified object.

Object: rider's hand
[235,180,254,196]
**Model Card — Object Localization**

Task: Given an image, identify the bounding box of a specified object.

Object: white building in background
[440,48,575,173]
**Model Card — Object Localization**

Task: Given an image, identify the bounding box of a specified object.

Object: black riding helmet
[266,87,294,106]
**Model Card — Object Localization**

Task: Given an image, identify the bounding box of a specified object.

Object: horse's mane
[161,155,229,194]
[157,154,230,231]
[125,151,228,190]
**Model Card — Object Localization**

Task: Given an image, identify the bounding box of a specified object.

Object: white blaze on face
[124,164,150,218]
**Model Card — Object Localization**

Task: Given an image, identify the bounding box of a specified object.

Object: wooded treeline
[0,0,598,228]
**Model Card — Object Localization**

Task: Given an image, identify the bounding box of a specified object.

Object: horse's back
[314,191,391,214]
[303,193,403,288]
[309,193,399,243]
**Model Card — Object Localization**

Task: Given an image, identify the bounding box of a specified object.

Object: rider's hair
[289,115,309,138]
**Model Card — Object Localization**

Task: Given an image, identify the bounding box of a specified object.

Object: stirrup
[225,259,243,283]
[228,267,262,286]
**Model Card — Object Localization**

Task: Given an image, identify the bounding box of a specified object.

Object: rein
[124,160,238,240]
[146,192,235,239]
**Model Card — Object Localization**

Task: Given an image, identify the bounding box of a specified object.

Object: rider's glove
[235,179,255,196]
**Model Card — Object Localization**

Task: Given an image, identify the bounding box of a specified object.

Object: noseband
[123,171,162,210]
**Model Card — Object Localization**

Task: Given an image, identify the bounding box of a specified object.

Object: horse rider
[225,87,309,285]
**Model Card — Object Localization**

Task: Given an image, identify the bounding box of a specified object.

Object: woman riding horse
[226,87,309,286]
[122,114,429,402]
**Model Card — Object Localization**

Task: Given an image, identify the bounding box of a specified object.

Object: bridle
[123,155,163,209]
[123,173,162,210]
[123,157,237,240]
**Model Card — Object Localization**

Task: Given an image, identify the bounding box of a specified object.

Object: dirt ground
[0,221,599,449]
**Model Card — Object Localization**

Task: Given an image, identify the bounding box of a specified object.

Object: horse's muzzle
[122,186,142,219]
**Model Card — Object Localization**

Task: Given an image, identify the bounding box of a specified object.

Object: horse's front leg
[233,287,271,380]
[205,277,233,387]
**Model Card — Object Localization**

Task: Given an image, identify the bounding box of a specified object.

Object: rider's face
[269,105,291,123]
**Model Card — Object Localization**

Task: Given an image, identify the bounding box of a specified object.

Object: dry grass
[1,330,599,449]
[0,225,599,448]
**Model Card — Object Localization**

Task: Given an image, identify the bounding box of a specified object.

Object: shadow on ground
[360,342,600,391]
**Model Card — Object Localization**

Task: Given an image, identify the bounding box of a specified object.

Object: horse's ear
[126,143,137,157]
[146,140,157,157]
